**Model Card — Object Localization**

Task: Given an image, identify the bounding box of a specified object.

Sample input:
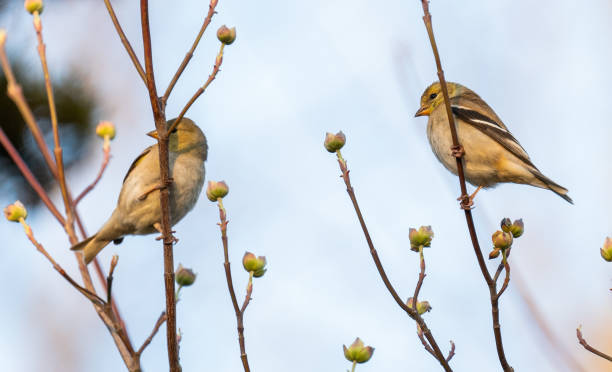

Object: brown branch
[19,219,104,305]
[412,246,426,306]
[496,258,510,300]
[75,144,111,205]
[102,0,147,85]
[446,341,456,362]
[168,43,225,135]
[161,0,219,106]
[576,327,612,363]
[0,127,65,224]
[334,152,452,371]
[0,37,58,178]
[140,2,179,371]
[419,2,512,370]
[216,199,251,372]
[137,312,167,356]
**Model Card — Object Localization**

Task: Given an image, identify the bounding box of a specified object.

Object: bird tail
[531,170,573,204]
[70,235,112,264]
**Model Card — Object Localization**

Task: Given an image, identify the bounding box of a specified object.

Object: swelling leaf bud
[492,230,513,250]
[601,237,612,262]
[217,25,236,45]
[175,264,197,286]
[96,121,116,140]
[409,226,434,251]
[324,131,346,153]
[24,0,43,14]
[343,338,374,364]
[407,297,432,315]
[4,201,27,222]
[501,218,524,238]
[242,252,267,277]
[206,180,229,202]
[489,248,501,259]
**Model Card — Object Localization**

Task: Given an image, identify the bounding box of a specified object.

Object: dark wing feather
[123,145,153,184]
[451,106,536,169]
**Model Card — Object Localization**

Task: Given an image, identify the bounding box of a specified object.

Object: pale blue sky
[1,1,611,371]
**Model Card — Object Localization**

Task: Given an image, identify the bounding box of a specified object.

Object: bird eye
[429,93,437,100]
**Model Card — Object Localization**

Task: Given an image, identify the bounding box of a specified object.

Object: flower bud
[24,0,43,14]
[4,201,27,222]
[96,121,116,140]
[409,226,434,251]
[324,131,346,153]
[489,248,501,259]
[501,218,524,238]
[343,338,374,364]
[601,237,612,262]
[407,297,432,315]
[217,25,236,45]
[206,180,229,202]
[242,252,266,277]
[175,264,197,286]
[492,230,513,250]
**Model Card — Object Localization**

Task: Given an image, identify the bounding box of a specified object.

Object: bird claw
[137,178,175,201]
[155,231,178,244]
[451,145,465,158]
[458,194,474,210]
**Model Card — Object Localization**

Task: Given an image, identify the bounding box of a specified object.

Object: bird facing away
[415,82,572,204]
[71,117,208,264]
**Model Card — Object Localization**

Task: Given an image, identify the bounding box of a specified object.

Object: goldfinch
[71,117,208,263]
[415,82,572,204]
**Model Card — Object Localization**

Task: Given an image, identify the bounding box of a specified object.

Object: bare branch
[75,144,111,205]
[576,327,612,363]
[137,312,167,356]
[162,0,219,106]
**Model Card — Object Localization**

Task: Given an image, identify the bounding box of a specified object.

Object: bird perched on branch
[415,82,572,204]
[71,117,208,264]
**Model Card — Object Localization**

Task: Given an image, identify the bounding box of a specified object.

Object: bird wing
[123,145,153,184]
[451,106,536,169]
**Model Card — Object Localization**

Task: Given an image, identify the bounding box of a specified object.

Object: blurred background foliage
[0,62,97,205]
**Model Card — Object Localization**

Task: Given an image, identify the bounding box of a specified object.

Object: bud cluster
[409,226,434,252]
[343,338,374,364]
[489,218,524,259]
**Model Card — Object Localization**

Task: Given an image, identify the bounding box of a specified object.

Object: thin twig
[0,38,58,178]
[0,127,65,224]
[106,255,119,305]
[137,312,167,356]
[419,2,511,370]
[168,43,225,135]
[496,253,511,299]
[33,12,76,243]
[446,341,456,362]
[334,151,452,371]
[576,327,612,363]
[161,0,219,106]
[19,219,105,305]
[216,199,252,372]
[75,144,111,205]
[140,2,179,370]
[102,0,147,85]
[413,245,426,306]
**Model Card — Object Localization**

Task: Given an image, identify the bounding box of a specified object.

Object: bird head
[415,82,460,117]
[147,118,208,157]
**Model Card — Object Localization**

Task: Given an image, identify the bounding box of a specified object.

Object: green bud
[175,264,196,286]
[206,180,229,202]
[492,230,513,250]
[24,0,43,14]
[216,25,236,45]
[343,338,374,364]
[501,218,524,238]
[96,121,116,140]
[407,297,432,315]
[409,226,434,251]
[324,131,346,153]
[242,252,267,277]
[4,201,27,222]
[601,237,612,262]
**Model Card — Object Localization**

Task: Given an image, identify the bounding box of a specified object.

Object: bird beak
[147,130,159,139]
[414,106,431,117]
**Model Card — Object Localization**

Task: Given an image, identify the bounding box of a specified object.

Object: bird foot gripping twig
[450,145,464,158]
[153,223,178,244]
[137,177,175,201]
[457,186,482,210]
